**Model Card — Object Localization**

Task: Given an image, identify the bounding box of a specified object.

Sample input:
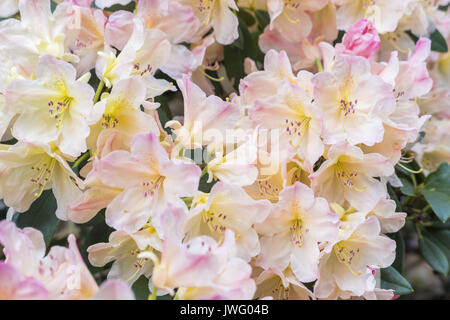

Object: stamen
[256,180,279,201]
[202,209,228,234]
[335,162,366,192]
[272,278,290,300]
[101,114,120,128]
[142,176,164,198]
[48,96,73,129]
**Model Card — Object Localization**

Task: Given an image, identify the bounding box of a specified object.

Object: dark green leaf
[380,266,413,295]
[51,1,57,12]
[106,2,136,12]
[155,94,173,134]
[0,200,7,219]
[254,10,270,31]
[425,162,450,198]
[198,171,217,193]
[432,229,450,252]
[15,190,59,247]
[237,8,256,27]
[419,233,449,275]
[405,30,419,44]
[422,229,450,267]
[423,189,450,222]
[430,28,448,52]
[423,162,450,222]
[400,178,415,196]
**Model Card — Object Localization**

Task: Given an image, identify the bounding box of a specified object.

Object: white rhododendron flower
[314,216,396,298]
[186,182,271,260]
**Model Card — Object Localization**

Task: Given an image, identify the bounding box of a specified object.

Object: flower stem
[201,165,208,178]
[315,58,324,72]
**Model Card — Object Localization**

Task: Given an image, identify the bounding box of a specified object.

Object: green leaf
[198,170,217,193]
[0,200,7,220]
[389,231,405,273]
[50,0,57,12]
[423,189,450,222]
[14,190,60,247]
[254,10,270,31]
[423,162,450,222]
[155,94,173,134]
[106,2,136,12]
[237,7,256,27]
[400,178,416,196]
[419,233,449,275]
[430,28,448,52]
[387,183,403,212]
[380,266,413,295]
[132,275,150,300]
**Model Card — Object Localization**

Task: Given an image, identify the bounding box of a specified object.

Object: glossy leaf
[400,178,415,196]
[430,28,448,52]
[419,233,449,275]
[14,190,59,247]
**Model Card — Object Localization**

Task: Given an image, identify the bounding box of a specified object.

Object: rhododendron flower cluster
[0,0,448,301]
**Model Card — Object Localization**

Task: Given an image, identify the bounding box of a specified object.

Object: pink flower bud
[66,0,93,6]
[341,19,381,59]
